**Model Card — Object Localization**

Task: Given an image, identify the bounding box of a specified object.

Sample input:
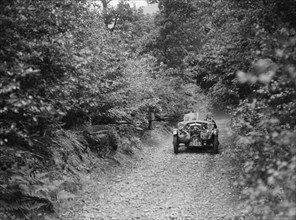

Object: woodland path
[59,117,245,220]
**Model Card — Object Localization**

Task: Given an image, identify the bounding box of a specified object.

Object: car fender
[173,129,178,135]
[213,128,219,136]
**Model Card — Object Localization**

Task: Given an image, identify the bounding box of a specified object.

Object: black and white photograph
[1,0,295,219]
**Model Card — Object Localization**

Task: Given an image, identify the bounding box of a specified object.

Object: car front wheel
[173,135,179,154]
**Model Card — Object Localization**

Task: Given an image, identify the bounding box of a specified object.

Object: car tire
[213,136,219,154]
[173,135,179,154]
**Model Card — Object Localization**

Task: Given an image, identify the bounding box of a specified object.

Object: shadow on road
[177,146,218,155]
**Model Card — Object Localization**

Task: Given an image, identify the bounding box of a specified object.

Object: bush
[230,25,296,219]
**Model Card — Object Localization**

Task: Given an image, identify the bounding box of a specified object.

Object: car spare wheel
[173,135,179,154]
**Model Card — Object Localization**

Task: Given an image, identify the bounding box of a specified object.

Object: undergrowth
[0,124,142,219]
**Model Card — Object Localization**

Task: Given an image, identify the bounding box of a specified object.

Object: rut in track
[60,117,244,220]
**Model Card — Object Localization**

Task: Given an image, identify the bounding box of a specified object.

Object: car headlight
[178,122,185,130]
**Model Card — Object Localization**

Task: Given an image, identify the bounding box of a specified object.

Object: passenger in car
[204,112,217,128]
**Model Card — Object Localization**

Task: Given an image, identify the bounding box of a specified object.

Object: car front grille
[189,125,201,136]
[190,131,200,137]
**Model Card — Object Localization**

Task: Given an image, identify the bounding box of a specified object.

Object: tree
[143,0,198,68]
[144,0,296,218]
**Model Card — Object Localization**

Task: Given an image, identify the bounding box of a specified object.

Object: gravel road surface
[60,118,244,220]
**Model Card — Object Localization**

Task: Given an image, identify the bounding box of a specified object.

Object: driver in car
[204,112,217,128]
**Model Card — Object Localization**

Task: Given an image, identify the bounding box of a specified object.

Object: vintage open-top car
[173,116,219,154]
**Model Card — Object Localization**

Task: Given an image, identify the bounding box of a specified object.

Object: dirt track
[59,118,244,220]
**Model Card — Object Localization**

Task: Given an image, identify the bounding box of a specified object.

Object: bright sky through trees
[110,0,148,8]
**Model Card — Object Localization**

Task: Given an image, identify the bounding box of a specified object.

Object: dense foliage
[1,0,295,219]
[0,0,195,216]
[146,0,296,219]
